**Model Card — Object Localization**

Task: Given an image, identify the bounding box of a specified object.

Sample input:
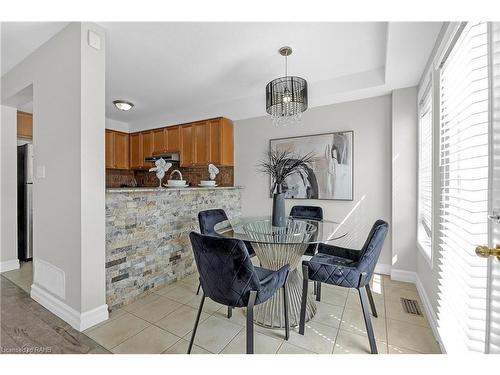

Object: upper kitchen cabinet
[192,121,210,165]
[209,117,234,166]
[17,111,33,139]
[142,131,154,164]
[129,133,143,169]
[166,126,180,151]
[152,128,166,154]
[105,130,130,169]
[180,124,194,167]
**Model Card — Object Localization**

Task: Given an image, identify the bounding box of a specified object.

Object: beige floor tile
[388,344,421,354]
[383,276,416,291]
[155,304,210,337]
[334,330,388,354]
[212,306,247,326]
[386,319,441,353]
[319,286,348,307]
[183,315,243,353]
[221,329,283,354]
[385,299,429,327]
[186,295,224,315]
[255,324,290,341]
[277,342,315,354]
[163,338,211,354]
[86,312,150,349]
[340,307,387,341]
[286,321,338,354]
[384,285,422,304]
[310,302,343,329]
[154,281,183,296]
[163,284,198,304]
[112,325,180,354]
[344,289,385,316]
[130,296,183,323]
[83,308,127,333]
[122,293,162,313]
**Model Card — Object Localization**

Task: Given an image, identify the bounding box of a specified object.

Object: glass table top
[213,216,348,245]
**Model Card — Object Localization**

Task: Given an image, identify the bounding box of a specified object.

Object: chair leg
[358,287,378,354]
[227,307,232,319]
[283,285,290,340]
[299,265,309,335]
[313,281,317,295]
[187,292,205,354]
[196,282,201,296]
[315,281,321,302]
[246,290,257,354]
[365,284,378,318]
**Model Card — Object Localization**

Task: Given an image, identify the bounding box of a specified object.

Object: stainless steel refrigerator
[18,143,33,261]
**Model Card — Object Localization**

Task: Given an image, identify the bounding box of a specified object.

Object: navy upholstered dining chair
[188,232,290,354]
[196,209,257,298]
[289,205,323,256]
[299,219,389,354]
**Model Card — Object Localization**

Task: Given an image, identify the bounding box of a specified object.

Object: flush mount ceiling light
[113,100,134,111]
[266,46,308,127]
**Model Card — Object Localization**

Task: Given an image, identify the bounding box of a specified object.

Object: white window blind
[437,21,490,353]
[418,85,433,258]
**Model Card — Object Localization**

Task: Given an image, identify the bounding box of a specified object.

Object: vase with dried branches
[258,149,314,226]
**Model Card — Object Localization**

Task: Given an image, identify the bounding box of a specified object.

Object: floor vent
[401,298,423,316]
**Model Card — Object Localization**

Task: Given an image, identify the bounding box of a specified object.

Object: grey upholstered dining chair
[299,220,389,354]
[188,232,290,354]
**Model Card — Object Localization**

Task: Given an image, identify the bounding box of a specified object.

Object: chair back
[189,232,261,307]
[290,205,323,221]
[357,220,389,284]
[198,209,228,235]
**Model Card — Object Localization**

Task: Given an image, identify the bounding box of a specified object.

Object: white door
[484,21,500,353]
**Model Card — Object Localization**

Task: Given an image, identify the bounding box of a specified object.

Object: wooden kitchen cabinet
[142,131,154,165]
[180,124,193,167]
[105,130,130,169]
[209,118,234,166]
[192,121,210,165]
[166,126,180,151]
[152,128,166,154]
[17,111,33,139]
[129,133,143,169]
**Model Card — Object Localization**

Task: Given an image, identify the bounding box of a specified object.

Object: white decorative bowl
[199,180,216,186]
[166,180,188,187]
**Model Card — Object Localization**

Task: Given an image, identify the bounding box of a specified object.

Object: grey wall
[1,22,107,329]
[234,95,393,267]
[391,87,418,272]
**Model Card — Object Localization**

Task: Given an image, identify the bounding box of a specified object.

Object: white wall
[1,22,107,330]
[391,87,418,273]
[0,105,19,272]
[105,118,129,133]
[234,95,393,268]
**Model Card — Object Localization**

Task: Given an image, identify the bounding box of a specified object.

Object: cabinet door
[142,131,153,168]
[129,133,143,169]
[166,126,180,151]
[180,124,193,167]
[114,132,130,169]
[152,128,166,154]
[105,130,115,168]
[193,121,210,165]
[17,111,33,139]
[220,118,234,166]
[209,119,222,165]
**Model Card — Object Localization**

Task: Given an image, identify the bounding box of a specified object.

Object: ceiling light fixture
[266,46,308,127]
[113,100,134,111]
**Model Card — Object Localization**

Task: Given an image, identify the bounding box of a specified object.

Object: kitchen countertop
[106,186,243,193]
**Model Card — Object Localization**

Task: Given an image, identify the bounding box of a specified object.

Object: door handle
[475,245,500,260]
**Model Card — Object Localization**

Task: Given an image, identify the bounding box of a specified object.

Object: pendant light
[266,46,308,126]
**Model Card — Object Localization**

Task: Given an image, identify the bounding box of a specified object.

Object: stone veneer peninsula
[105,186,242,309]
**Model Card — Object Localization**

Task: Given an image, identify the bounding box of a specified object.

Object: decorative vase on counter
[272,184,286,227]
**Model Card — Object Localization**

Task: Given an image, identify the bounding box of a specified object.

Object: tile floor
[2,261,32,293]
[83,272,442,354]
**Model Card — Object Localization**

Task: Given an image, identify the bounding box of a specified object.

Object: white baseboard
[31,284,108,331]
[374,263,391,275]
[390,268,417,283]
[415,274,446,353]
[0,259,20,273]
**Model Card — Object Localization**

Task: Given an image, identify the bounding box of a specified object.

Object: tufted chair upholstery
[188,232,290,354]
[198,209,256,257]
[289,205,323,256]
[190,232,289,307]
[299,220,389,354]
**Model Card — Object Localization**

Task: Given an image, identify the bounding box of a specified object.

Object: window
[417,84,433,260]
[437,21,489,353]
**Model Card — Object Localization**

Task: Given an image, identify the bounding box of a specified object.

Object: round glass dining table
[214,216,348,329]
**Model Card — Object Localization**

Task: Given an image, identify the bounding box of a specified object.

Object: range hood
[145,152,180,163]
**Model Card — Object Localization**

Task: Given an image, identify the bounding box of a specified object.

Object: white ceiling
[1,22,442,131]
